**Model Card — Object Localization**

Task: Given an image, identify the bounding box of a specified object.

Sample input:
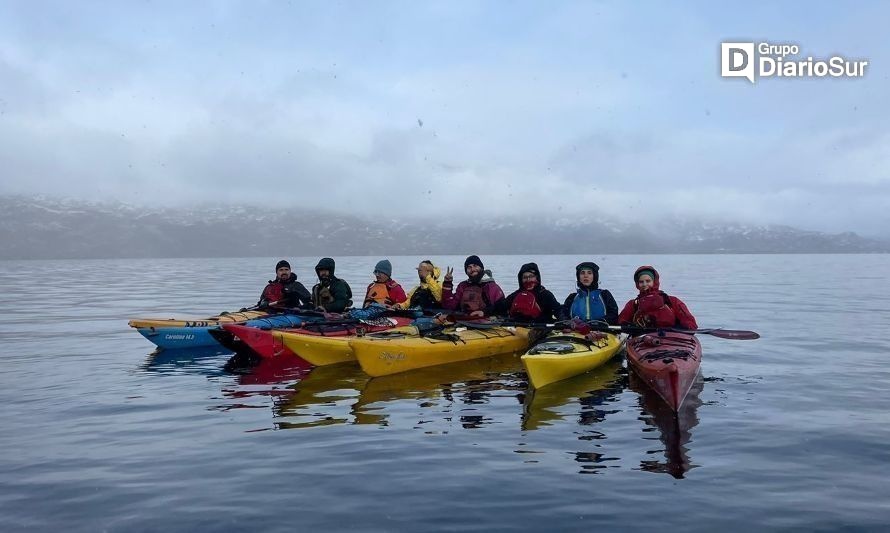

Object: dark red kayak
[222,323,301,360]
[626,331,701,411]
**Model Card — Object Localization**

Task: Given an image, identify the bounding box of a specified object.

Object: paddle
[591,323,760,340]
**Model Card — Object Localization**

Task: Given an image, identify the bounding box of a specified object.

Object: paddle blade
[695,328,760,340]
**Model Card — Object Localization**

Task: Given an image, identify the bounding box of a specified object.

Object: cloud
[0,1,888,236]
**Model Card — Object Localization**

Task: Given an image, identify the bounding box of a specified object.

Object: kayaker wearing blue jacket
[560,261,619,325]
[494,262,561,323]
[312,257,353,313]
[258,260,312,310]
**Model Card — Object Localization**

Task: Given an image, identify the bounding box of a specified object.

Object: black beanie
[464,255,484,271]
[276,260,291,270]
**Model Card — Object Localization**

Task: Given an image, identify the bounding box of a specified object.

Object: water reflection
[272,354,526,429]
[140,346,235,377]
[521,359,626,431]
[629,370,703,479]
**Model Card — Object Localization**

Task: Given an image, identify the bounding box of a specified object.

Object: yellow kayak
[277,318,415,366]
[521,331,626,389]
[349,325,532,377]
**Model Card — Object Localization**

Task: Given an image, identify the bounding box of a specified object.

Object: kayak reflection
[274,353,525,429]
[140,345,235,377]
[521,359,626,432]
[629,370,703,479]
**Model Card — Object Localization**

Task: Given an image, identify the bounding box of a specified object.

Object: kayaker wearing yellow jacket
[395,259,443,311]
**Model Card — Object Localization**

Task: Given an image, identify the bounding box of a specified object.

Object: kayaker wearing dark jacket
[312,257,353,313]
[363,259,408,308]
[618,266,698,329]
[441,255,505,317]
[258,260,312,309]
[494,262,561,323]
[560,261,619,325]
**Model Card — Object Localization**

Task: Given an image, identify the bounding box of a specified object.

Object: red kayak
[222,317,414,361]
[626,331,701,411]
[223,323,300,360]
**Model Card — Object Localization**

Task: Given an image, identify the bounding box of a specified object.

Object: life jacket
[632,291,676,327]
[262,282,285,304]
[364,281,390,306]
[313,284,334,307]
[409,287,437,309]
[460,284,489,313]
[509,290,542,320]
[570,288,607,321]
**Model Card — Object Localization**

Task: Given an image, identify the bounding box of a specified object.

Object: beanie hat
[464,255,484,271]
[275,260,291,270]
[374,259,392,277]
[634,268,657,282]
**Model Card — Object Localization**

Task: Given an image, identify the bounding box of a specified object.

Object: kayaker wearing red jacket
[363,259,408,308]
[618,266,697,329]
[493,262,561,322]
[441,255,505,317]
[257,260,312,310]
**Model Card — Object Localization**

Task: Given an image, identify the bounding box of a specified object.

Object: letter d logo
[721,42,755,83]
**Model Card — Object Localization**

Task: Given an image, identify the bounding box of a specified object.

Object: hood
[633,265,660,293]
[517,262,541,288]
[315,257,336,277]
[575,261,600,290]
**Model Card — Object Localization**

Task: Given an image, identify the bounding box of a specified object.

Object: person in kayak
[618,266,698,329]
[560,261,619,325]
[395,259,444,311]
[312,257,353,312]
[257,260,312,310]
[441,255,505,317]
[363,259,407,308]
[493,262,561,323]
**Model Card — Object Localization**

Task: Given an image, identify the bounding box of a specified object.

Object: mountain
[0,196,886,259]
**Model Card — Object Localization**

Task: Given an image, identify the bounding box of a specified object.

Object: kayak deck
[521,331,626,389]
[350,326,532,377]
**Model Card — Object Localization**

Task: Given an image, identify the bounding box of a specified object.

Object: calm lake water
[1,254,889,531]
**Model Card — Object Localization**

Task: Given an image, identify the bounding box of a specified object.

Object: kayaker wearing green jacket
[618,266,697,329]
[312,257,353,313]
[560,261,619,325]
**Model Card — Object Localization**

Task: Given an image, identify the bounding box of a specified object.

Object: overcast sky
[0,1,887,235]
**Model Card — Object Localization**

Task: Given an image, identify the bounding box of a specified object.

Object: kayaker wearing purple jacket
[440,255,505,318]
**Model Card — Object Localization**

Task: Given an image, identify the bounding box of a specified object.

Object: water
[1,255,889,531]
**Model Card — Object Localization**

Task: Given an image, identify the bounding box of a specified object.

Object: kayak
[521,331,626,389]
[625,331,701,411]
[278,317,416,366]
[349,325,532,377]
[210,313,323,354]
[128,310,267,349]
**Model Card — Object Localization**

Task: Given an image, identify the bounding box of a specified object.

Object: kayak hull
[211,313,322,354]
[521,331,626,389]
[279,318,416,366]
[626,331,701,411]
[128,310,267,350]
[350,326,532,377]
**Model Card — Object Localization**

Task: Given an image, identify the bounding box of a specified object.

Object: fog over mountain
[1,196,885,260]
[1,3,888,238]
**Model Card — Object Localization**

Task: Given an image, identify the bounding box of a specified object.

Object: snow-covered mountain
[0,196,886,259]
